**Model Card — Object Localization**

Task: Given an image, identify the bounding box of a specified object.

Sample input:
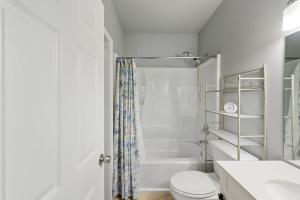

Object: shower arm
[288,0,298,5]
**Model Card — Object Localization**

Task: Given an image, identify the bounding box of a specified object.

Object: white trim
[104,27,114,200]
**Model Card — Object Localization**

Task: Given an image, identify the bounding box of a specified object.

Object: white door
[0,0,105,200]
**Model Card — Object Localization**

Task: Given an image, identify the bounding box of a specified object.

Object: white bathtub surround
[137,67,201,142]
[216,161,300,200]
[137,57,220,193]
[136,57,220,142]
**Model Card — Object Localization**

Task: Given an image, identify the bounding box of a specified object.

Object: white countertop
[216,161,300,200]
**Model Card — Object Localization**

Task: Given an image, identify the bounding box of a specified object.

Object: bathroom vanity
[216,161,300,200]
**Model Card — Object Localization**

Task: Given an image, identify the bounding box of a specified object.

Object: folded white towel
[224,102,238,113]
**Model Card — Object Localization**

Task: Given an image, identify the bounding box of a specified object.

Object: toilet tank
[208,140,258,177]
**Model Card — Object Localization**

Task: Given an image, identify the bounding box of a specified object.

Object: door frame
[104,28,114,200]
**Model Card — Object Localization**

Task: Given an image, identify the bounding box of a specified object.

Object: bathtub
[140,140,212,191]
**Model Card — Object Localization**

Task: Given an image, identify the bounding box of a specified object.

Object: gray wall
[124,33,198,68]
[198,0,286,159]
[102,0,124,55]
[124,33,198,57]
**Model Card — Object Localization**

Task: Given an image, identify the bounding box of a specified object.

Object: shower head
[182,51,201,66]
[182,51,196,57]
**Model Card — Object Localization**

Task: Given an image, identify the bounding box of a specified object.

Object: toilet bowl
[169,140,258,200]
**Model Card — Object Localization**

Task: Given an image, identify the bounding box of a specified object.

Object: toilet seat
[170,171,217,199]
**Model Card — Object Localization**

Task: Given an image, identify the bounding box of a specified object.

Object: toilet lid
[170,171,217,196]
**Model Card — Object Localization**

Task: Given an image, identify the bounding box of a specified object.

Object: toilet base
[170,173,220,200]
[170,189,219,200]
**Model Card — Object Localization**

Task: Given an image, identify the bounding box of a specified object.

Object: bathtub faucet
[201,124,209,135]
[198,140,208,145]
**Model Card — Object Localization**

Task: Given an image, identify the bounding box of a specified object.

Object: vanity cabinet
[216,161,300,200]
[219,170,255,200]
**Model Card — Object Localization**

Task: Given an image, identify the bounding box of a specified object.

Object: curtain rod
[116,56,215,60]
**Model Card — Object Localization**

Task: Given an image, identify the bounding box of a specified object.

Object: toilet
[169,140,258,200]
[170,171,219,200]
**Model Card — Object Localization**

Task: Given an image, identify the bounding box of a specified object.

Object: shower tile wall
[137,67,200,141]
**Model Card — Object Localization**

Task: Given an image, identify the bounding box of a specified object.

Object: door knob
[99,154,111,166]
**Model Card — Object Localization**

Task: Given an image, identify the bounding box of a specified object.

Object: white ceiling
[112,0,223,33]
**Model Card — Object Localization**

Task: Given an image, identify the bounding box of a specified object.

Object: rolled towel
[224,102,238,113]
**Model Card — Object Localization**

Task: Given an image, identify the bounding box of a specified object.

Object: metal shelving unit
[206,110,263,119]
[203,65,267,165]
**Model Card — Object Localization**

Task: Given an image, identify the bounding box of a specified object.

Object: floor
[114,192,174,200]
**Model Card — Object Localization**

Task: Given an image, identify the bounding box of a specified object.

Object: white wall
[198,0,286,159]
[102,0,124,55]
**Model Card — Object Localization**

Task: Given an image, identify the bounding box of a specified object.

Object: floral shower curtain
[113,59,141,200]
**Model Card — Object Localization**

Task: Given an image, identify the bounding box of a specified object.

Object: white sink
[265,179,300,200]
